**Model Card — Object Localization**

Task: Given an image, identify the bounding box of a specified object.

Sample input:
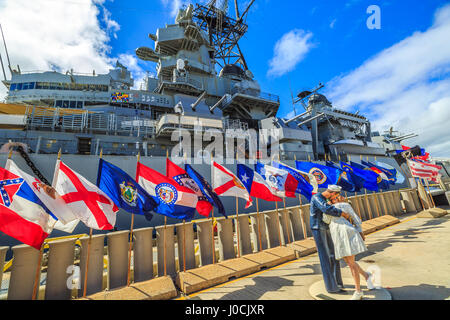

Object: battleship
[0,0,448,245]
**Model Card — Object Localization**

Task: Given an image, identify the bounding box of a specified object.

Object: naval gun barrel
[391,133,418,142]
[210,94,230,112]
[283,111,310,125]
[191,91,207,111]
[297,113,325,127]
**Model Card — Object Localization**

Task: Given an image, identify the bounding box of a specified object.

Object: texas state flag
[136,161,198,221]
[0,166,55,250]
[237,164,282,202]
[255,163,298,198]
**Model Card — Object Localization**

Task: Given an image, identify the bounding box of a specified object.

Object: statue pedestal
[309,278,392,300]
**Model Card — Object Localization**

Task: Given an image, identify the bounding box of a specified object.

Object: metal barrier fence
[0,188,423,300]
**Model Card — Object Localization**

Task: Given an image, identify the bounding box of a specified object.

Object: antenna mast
[192,0,255,71]
[0,24,12,75]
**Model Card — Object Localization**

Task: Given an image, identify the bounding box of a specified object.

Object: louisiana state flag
[97,159,157,221]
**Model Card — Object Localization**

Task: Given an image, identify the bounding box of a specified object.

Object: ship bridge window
[10,83,16,91]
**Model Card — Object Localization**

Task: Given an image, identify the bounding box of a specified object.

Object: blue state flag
[338,161,365,192]
[325,161,358,193]
[347,161,379,192]
[272,161,313,200]
[185,164,226,218]
[368,161,397,185]
[97,159,157,221]
[295,161,344,189]
[361,160,391,190]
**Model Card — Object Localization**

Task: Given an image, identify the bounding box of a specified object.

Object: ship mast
[192,0,255,71]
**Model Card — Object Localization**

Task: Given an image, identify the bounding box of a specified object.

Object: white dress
[323,202,367,260]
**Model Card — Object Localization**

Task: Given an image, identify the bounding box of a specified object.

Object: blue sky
[97,0,447,113]
[0,0,449,156]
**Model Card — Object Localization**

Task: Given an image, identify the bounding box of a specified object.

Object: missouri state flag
[166,159,212,218]
[237,164,282,202]
[0,166,55,249]
[136,161,198,221]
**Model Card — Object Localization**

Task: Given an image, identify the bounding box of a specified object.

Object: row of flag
[0,154,407,251]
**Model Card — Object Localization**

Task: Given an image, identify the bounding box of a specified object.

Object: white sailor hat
[327,185,342,192]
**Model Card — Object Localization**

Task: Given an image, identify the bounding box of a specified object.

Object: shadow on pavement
[389,283,450,300]
[217,276,295,300]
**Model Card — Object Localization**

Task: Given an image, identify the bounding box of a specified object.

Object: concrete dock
[176,212,450,300]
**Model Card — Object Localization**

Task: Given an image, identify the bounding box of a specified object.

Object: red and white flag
[407,159,442,182]
[212,161,252,208]
[54,161,118,230]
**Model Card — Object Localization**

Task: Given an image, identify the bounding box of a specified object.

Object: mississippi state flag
[166,159,212,217]
[211,161,252,208]
[237,164,282,202]
[137,162,198,221]
[0,166,54,250]
[255,163,298,198]
[7,159,76,225]
[54,161,118,230]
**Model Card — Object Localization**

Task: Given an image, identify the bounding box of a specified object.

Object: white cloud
[325,4,450,157]
[0,0,151,101]
[267,29,314,78]
[118,53,150,90]
[161,0,191,18]
[329,19,337,29]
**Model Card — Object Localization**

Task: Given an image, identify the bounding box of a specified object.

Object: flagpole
[294,154,307,239]
[211,208,216,264]
[164,150,169,276]
[275,200,283,246]
[83,149,99,297]
[406,159,432,209]
[32,244,44,300]
[256,198,262,252]
[182,152,189,272]
[282,197,291,244]
[234,152,241,258]
[368,156,382,217]
[126,152,139,287]
[25,145,43,300]
[275,154,283,246]
[424,179,436,208]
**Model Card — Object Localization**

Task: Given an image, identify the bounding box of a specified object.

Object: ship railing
[230,87,280,103]
[158,74,204,91]
[24,106,158,137]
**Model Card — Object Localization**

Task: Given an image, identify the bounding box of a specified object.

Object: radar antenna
[192,0,256,71]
